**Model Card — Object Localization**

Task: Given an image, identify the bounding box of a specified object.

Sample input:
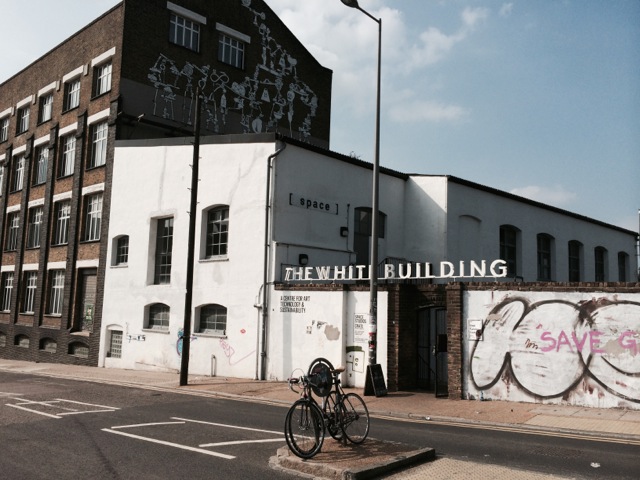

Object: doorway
[77,269,97,332]
[417,307,448,396]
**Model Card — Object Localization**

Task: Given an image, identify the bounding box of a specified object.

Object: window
[63,79,81,111]
[40,338,57,353]
[53,200,71,245]
[568,240,582,282]
[108,330,123,358]
[148,303,170,330]
[89,122,108,168]
[34,145,48,185]
[69,342,89,358]
[198,304,227,335]
[84,194,103,241]
[536,234,553,281]
[154,217,173,284]
[22,271,37,314]
[5,212,20,251]
[0,116,9,142]
[205,207,229,258]
[170,13,200,51]
[38,94,53,123]
[27,206,43,249]
[0,165,4,196]
[16,107,29,134]
[594,246,607,282]
[93,62,112,96]
[59,134,76,177]
[218,34,245,69]
[15,334,30,348]
[48,270,65,315]
[1,272,14,311]
[11,154,24,191]
[499,225,519,278]
[618,252,628,282]
[115,235,129,265]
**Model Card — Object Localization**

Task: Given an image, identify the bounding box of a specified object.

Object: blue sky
[2,0,638,231]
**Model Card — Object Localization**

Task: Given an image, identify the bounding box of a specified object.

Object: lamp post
[340,0,382,367]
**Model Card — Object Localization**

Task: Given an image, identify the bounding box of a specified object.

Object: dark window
[536,234,553,281]
[148,303,170,330]
[594,246,607,282]
[218,34,245,68]
[38,94,53,123]
[154,217,173,284]
[618,252,628,282]
[170,13,200,51]
[27,206,43,249]
[116,236,129,265]
[568,240,582,282]
[499,225,519,278]
[63,79,81,111]
[205,207,229,258]
[198,304,227,334]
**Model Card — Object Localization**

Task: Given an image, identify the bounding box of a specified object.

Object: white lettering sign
[284,260,508,282]
[289,193,339,215]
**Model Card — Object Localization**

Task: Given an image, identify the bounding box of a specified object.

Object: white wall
[463,290,640,409]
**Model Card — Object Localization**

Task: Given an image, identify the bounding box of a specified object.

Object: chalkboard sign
[364,364,388,397]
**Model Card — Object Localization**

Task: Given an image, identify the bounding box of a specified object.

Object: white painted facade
[99,134,637,386]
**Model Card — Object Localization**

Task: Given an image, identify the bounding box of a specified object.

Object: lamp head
[341,0,360,8]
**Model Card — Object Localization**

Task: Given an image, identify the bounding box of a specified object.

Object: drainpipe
[257,141,287,381]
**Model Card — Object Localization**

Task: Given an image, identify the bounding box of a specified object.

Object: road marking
[4,396,119,418]
[200,438,284,447]
[6,403,61,418]
[172,417,282,435]
[102,428,235,459]
[111,421,185,429]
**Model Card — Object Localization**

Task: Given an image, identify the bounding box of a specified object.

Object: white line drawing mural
[147,0,318,139]
[469,295,640,405]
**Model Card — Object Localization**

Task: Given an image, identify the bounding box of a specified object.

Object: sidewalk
[2,359,639,479]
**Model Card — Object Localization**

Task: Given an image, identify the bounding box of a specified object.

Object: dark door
[77,269,97,332]
[417,307,448,396]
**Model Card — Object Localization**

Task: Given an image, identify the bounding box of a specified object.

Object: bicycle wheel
[307,358,334,398]
[341,393,369,444]
[322,391,344,440]
[284,399,325,459]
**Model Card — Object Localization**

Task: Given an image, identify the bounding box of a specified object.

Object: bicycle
[284,357,370,459]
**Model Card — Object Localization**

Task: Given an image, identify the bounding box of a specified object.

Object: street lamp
[341,0,382,367]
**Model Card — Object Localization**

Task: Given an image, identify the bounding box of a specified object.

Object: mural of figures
[147,1,318,139]
[466,292,640,409]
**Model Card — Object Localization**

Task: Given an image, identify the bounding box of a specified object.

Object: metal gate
[417,307,448,396]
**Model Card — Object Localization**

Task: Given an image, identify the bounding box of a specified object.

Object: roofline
[443,174,636,237]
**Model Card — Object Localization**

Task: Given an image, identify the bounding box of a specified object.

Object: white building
[99,133,637,387]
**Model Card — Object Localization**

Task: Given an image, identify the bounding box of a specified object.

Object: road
[0,371,638,479]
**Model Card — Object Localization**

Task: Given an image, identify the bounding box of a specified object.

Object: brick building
[0,0,332,365]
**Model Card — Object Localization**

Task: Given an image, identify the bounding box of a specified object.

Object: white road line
[54,398,120,410]
[111,421,186,429]
[102,428,235,459]
[58,409,118,416]
[6,404,61,418]
[200,438,284,448]
[172,417,282,435]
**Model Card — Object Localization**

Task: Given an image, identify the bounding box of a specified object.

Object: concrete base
[271,438,435,480]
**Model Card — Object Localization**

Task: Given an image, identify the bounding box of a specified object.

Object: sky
[1,0,639,232]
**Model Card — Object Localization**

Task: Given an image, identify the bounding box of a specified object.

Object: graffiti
[147,1,318,140]
[176,328,198,356]
[469,296,640,404]
[219,338,254,366]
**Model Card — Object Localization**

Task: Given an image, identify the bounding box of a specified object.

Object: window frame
[26,206,44,249]
[89,121,108,168]
[22,271,37,314]
[147,303,170,330]
[5,212,20,251]
[115,235,129,266]
[63,78,81,111]
[59,134,76,177]
[47,269,65,315]
[154,217,173,285]
[53,200,71,246]
[38,93,53,124]
[34,145,49,185]
[84,193,103,242]
[594,246,607,282]
[16,106,30,135]
[169,13,201,52]
[218,34,245,69]
[198,304,227,335]
[536,233,554,281]
[205,206,229,258]
[11,154,25,192]
[1,272,14,311]
[93,62,113,97]
[0,116,10,142]
[499,225,520,278]
[617,252,628,282]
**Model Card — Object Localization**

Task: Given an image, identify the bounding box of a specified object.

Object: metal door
[417,307,448,396]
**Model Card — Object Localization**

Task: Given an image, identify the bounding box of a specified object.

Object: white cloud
[509,185,577,207]
[389,100,470,123]
[499,3,514,18]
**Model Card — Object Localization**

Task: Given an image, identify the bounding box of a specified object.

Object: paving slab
[271,438,435,480]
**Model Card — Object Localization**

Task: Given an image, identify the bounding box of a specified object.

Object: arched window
[112,235,129,266]
[40,338,57,353]
[147,303,170,330]
[68,342,89,358]
[198,304,227,335]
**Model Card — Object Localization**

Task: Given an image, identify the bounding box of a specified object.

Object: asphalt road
[1,371,638,479]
